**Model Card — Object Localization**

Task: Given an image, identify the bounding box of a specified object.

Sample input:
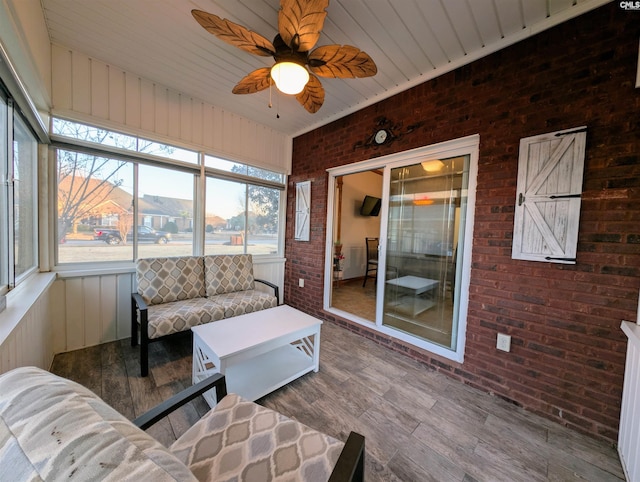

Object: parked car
[94,226,172,245]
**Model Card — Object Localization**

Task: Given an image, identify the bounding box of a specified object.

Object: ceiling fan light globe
[271,62,309,95]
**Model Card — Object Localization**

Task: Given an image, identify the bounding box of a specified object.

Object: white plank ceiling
[40,0,612,138]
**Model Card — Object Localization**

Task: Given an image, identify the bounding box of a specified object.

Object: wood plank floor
[50,322,625,482]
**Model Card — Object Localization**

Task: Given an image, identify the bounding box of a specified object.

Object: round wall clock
[374,129,388,145]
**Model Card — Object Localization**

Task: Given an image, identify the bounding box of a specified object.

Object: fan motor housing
[272,34,309,67]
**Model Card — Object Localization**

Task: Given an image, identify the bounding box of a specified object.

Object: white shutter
[295,181,310,241]
[512,126,586,264]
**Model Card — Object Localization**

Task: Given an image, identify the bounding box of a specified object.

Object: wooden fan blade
[295,73,324,113]
[309,45,377,78]
[192,9,275,57]
[278,0,328,52]
[232,68,272,94]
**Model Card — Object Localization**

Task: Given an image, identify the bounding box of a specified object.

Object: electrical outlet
[298,278,304,288]
[497,333,511,352]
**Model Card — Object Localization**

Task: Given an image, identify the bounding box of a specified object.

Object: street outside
[58,231,278,263]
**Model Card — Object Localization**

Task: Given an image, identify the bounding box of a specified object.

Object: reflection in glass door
[382,155,469,349]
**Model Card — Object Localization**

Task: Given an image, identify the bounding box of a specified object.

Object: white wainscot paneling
[55,272,135,353]
[0,274,57,374]
[254,257,286,305]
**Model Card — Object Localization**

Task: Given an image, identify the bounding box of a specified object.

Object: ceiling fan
[192,0,377,114]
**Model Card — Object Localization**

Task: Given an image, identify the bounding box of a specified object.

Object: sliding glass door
[325,135,477,362]
[382,155,469,349]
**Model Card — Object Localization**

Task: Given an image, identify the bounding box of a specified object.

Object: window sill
[54,264,135,278]
[52,256,286,278]
[0,272,57,345]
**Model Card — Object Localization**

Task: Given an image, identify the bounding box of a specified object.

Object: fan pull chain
[267,81,279,119]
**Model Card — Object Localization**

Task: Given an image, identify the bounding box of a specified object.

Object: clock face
[374,129,388,144]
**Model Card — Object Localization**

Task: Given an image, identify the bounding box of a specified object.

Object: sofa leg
[141,340,149,377]
[138,305,149,377]
[131,298,138,347]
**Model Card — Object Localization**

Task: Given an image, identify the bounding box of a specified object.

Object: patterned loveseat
[0,367,365,481]
[132,254,279,376]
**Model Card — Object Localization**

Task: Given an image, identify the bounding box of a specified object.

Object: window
[57,149,134,263]
[204,178,280,256]
[0,87,39,291]
[0,94,8,289]
[205,177,246,255]
[246,184,280,255]
[53,119,285,265]
[12,114,38,281]
[55,150,196,263]
[137,164,193,259]
[53,119,198,164]
[204,155,285,183]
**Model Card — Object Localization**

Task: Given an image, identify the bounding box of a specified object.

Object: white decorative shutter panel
[512,126,586,264]
[295,181,310,241]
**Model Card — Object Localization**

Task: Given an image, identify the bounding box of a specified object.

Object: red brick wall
[285,4,639,442]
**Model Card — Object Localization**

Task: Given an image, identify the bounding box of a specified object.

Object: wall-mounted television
[360,195,381,216]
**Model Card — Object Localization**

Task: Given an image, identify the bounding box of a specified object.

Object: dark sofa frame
[131,278,279,376]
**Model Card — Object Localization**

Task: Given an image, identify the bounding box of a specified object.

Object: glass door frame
[324,134,479,363]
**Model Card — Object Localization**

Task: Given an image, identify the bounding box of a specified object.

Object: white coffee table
[386,275,439,316]
[191,305,322,407]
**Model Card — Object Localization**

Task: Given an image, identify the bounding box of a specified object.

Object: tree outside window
[57,150,128,243]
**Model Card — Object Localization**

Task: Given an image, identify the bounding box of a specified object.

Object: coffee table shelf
[192,305,322,407]
[386,275,439,316]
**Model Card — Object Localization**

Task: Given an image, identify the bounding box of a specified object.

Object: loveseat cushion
[137,256,205,305]
[0,367,196,482]
[208,290,278,318]
[204,254,255,296]
[170,393,344,482]
[147,298,226,339]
